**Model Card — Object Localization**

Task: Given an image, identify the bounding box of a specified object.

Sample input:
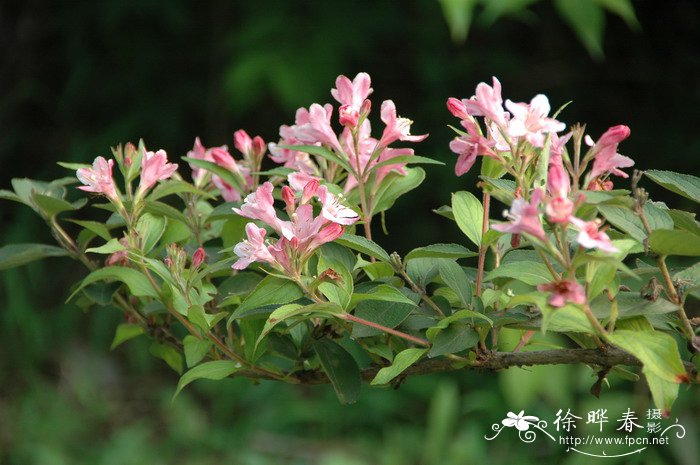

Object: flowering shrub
[1,74,698,413]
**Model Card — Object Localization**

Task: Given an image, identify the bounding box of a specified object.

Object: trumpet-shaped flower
[317,186,359,225]
[233,223,276,270]
[294,103,343,153]
[378,100,428,148]
[233,182,282,232]
[331,72,373,127]
[233,129,266,162]
[537,280,587,308]
[139,149,178,193]
[492,189,546,241]
[461,77,507,127]
[569,217,619,253]
[448,119,496,176]
[505,95,566,148]
[77,156,118,200]
[588,125,634,179]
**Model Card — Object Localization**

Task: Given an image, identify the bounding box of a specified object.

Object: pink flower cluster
[187,129,266,201]
[77,148,178,200]
[232,175,359,275]
[268,73,427,192]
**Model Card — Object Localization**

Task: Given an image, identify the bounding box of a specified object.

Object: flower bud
[192,247,206,268]
[301,179,319,204]
[281,185,296,213]
[447,97,469,120]
[233,129,252,156]
[596,125,630,148]
[339,104,359,127]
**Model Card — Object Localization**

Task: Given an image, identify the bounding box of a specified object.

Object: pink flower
[233,223,276,270]
[374,147,412,183]
[492,189,546,241]
[461,77,507,127]
[331,72,373,127]
[547,156,570,198]
[449,119,496,176]
[139,149,178,193]
[317,186,359,225]
[378,100,428,148]
[588,125,634,179]
[279,204,326,243]
[569,217,619,253]
[537,280,587,308]
[77,156,118,200]
[294,103,342,153]
[590,146,634,179]
[233,182,282,232]
[505,95,566,148]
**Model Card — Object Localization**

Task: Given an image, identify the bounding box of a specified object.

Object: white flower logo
[502,411,540,431]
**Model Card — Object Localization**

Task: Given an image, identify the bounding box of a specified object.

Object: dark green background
[1,1,698,464]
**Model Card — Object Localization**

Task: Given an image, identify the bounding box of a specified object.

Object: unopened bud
[192,247,206,268]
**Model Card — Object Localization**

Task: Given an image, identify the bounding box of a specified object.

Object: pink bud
[281,185,296,212]
[447,97,469,120]
[301,179,319,204]
[317,223,343,244]
[547,163,570,198]
[164,257,173,268]
[233,130,253,156]
[597,125,630,148]
[360,99,372,115]
[252,136,266,157]
[211,147,237,171]
[192,247,206,268]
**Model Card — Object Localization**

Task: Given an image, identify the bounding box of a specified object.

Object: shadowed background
[1,1,699,464]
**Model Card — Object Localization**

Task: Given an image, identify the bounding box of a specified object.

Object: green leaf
[150,342,183,374]
[313,339,362,404]
[335,233,391,263]
[86,238,125,254]
[426,309,492,340]
[69,266,158,301]
[183,157,245,192]
[645,170,700,203]
[607,329,687,407]
[590,293,679,319]
[428,323,478,357]
[405,243,478,261]
[278,144,354,174]
[406,257,440,288]
[645,372,680,416]
[371,167,425,215]
[135,213,166,253]
[317,255,353,309]
[183,335,211,367]
[371,348,427,385]
[351,300,417,338]
[438,259,472,308]
[451,191,483,247]
[57,161,91,170]
[439,0,479,42]
[594,0,640,29]
[667,209,700,236]
[649,230,700,256]
[174,360,239,398]
[597,205,645,243]
[110,323,145,350]
[188,305,227,332]
[0,189,22,203]
[0,243,69,270]
[144,200,188,224]
[368,155,444,176]
[554,0,605,59]
[69,220,112,241]
[32,193,77,217]
[258,302,343,344]
[229,276,303,320]
[485,261,552,286]
[349,284,418,309]
[149,180,213,201]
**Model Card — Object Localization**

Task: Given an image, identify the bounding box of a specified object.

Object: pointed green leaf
[313,339,362,404]
[110,323,145,350]
[452,191,483,247]
[371,348,427,385]
[405,243,478,261]
[335,233,391,263]
[0,243,69,270]
[229,276,303,320]
[174,360,240,398]
[645,170,700,203]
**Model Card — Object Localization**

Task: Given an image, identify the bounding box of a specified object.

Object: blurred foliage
[1,0,699,463]
[440,0,640,59]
